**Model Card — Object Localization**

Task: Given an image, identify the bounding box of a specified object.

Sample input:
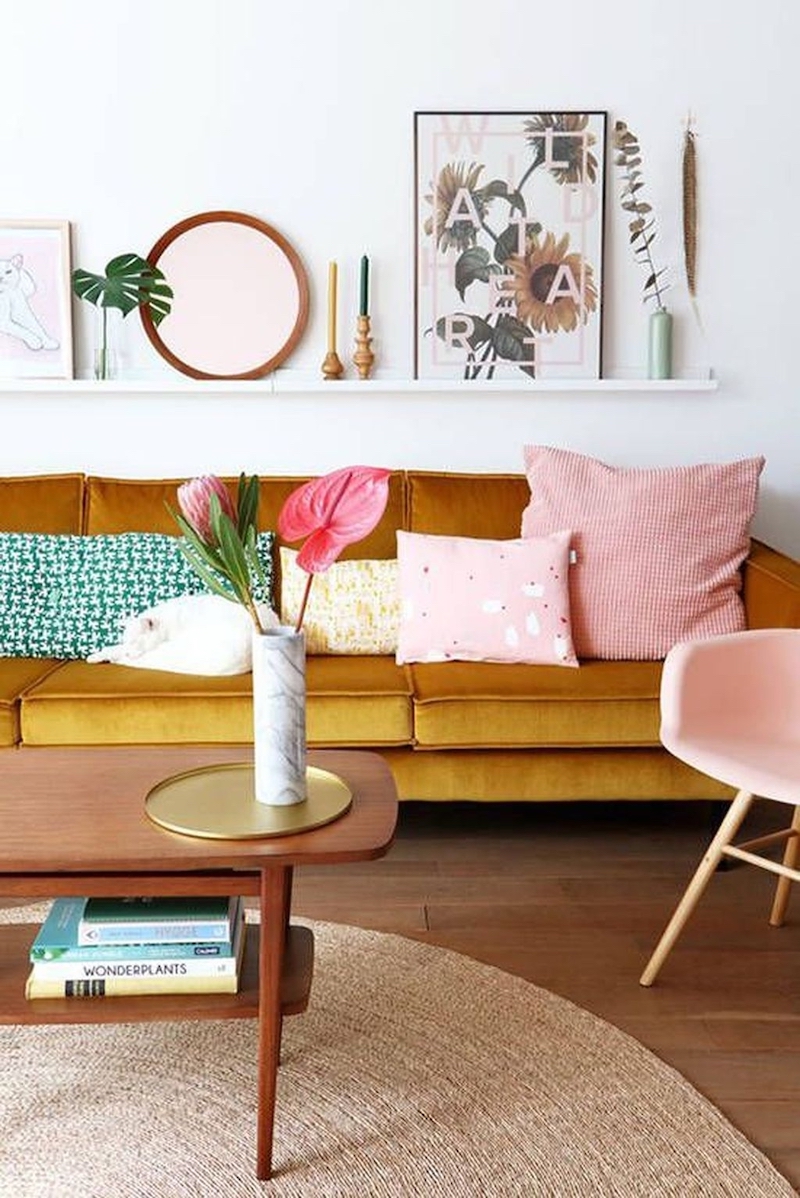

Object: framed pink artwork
[414,112,606,382]
[0,220,73,379]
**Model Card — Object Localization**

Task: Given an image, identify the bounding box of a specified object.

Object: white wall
[4,0,799,554]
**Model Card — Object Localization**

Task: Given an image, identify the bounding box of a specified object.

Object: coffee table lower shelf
[0,923,313,1026]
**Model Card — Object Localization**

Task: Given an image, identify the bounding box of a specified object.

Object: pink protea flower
[278,465,391,630]
[172,472,269,633]
[177,475,235,544]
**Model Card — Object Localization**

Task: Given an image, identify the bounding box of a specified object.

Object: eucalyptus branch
[613,120,669,311]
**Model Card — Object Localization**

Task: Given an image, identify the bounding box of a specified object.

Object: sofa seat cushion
[305,656,413,745]
[0,659,62,747]
[21,656,413,748]
[407,659,663,748]
[381,746,732,802]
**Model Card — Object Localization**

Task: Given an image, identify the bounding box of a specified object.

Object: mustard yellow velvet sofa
[2,471,799,803]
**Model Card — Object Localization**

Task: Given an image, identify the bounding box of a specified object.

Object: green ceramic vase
[648,308,672,380]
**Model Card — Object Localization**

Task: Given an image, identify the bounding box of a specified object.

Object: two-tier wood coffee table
[0,745,397,1181]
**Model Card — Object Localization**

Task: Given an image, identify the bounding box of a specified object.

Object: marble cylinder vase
[252,627,307,806]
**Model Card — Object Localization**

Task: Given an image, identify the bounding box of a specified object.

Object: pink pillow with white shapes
[396,530,578,667]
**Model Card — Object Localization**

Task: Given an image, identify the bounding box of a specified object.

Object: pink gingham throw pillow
[396,529,578,666]
[521,446,765,660]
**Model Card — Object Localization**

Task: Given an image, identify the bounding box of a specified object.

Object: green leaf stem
[494,221,542,265]
[72,253,173,325]
[236,473,259,541]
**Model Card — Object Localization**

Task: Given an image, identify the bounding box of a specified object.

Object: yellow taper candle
[327,261,337,352]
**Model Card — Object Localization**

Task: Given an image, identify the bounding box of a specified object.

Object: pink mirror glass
[141,211,309,380]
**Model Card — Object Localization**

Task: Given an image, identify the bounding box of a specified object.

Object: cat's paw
[87,645,122,664]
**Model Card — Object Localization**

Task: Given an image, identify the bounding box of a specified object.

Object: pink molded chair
[640,628,800,987]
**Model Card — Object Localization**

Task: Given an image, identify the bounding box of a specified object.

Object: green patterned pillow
[0,531,274,659]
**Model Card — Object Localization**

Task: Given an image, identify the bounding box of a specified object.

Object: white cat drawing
[87,593,280,676]
[0,254,59,350]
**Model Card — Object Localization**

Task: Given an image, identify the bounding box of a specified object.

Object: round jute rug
[0,904,793,1198]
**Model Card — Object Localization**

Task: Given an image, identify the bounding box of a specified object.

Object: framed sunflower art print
[414,111,606,381]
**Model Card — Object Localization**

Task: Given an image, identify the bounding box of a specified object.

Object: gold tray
[145,763,352,840]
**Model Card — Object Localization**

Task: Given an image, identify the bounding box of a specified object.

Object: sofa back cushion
[521,446,765,660]
[0,474,84,534]
[408,471,530,539]
[85,477,191,534]
[86,473,406,548]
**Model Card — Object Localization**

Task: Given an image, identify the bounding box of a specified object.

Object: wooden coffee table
[0,745,397,1181]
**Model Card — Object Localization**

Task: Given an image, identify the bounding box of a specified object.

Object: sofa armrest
[743,539,800,629]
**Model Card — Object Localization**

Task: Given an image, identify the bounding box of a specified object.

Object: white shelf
[0,374,718,395]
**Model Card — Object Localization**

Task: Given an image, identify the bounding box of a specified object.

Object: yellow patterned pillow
[279,547,400,655]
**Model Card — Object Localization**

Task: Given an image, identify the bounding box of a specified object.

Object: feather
[682,120,697,298]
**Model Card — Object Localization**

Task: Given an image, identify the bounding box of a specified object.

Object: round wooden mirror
[140,210,309,380]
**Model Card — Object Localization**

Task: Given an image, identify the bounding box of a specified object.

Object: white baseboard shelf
[0,375,718,395]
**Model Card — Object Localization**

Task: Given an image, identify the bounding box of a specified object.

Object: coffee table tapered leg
[256,865,290,1180]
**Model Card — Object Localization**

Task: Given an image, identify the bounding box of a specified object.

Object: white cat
[0,254,59,350]
[87,594,280,676]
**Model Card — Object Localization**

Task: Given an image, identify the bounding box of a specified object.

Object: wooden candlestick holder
[321,349,344,381]
[353,315,375,380]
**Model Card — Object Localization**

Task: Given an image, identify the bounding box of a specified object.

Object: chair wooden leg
[640,789,754,987]
[769,805,800,927]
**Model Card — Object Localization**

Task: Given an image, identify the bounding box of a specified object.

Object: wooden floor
[3,797,798,1188]
[292,798,800,1191]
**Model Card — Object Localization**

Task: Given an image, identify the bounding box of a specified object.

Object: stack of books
[25,895,245,999]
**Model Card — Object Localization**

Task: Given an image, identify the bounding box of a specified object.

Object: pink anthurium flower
[278,465,391,631]
[177,475,235,543]
[278,466,391,572]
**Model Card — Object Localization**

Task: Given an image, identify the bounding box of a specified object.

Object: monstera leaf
[71,253,172,325]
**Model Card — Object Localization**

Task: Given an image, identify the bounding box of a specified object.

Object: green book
[78,896,238,946]
[31,898,241,962]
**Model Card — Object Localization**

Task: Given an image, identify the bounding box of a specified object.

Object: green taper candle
[359,255,369,317]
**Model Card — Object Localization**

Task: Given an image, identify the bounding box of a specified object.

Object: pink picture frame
[0,220,73,379]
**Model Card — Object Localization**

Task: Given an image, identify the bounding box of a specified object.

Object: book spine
[32,938,237,963]
[76,919,233,946]
[29,954,238,981]
[25,971,240,998]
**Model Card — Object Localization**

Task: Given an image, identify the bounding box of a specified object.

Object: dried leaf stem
[613,119,669,310]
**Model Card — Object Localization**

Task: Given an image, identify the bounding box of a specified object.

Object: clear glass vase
[93,306,120,380]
